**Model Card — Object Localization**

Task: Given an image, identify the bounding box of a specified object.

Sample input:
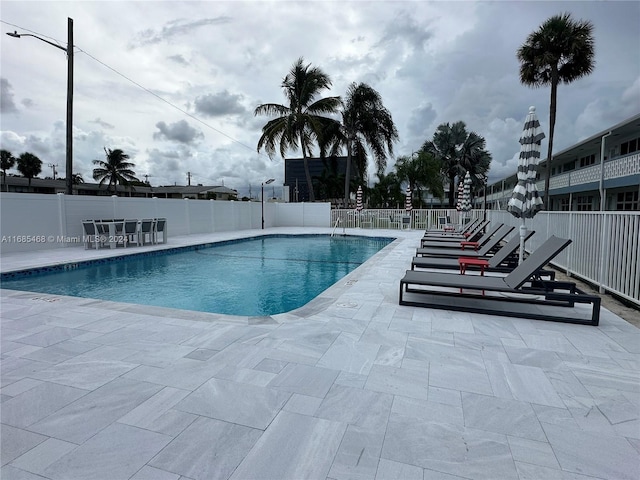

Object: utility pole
[186,172,192,186]
[48,164,58,180]
[7,18,74,195]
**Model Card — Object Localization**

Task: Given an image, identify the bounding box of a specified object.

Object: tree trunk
[343,141,352,208]
[302,154,315,202]
[544,74,558,210]
[448,171,456,207]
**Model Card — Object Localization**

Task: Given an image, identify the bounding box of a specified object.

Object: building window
[620,137,639,156]
[576,195,593,211]
[563,161,576,172]
[616,191,639,211]
[559,197,570,211]
[579,154,596,167]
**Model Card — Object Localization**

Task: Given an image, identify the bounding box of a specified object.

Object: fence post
[598,212,610,294]
[112,195,118,219]
[57,193,67,247]
[567,211,574,277]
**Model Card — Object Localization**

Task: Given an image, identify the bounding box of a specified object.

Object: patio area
[1,227,639,480]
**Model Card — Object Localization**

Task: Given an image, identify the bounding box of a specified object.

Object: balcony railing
[487,152,640,202]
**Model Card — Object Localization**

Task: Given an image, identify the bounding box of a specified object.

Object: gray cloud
[90,118,115,129]
[167,54,189,65]
[130,17,232,47]
[1,78,18,113]
[194,91,247,117]
[153,120,204,144]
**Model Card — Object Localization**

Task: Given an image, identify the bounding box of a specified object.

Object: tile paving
[1,227,639,480]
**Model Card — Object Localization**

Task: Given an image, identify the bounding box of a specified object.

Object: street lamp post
[261,178,275,229]
[7,18,74,195]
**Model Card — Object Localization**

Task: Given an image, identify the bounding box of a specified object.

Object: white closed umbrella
[507,106,545,264]
[461,171,472,223]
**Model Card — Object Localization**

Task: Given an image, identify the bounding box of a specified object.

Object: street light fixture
[7,18,74,195]
[261,178,275,229]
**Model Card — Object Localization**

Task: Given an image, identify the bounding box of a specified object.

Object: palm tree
[1,149,16,191]
[313,156,345,202]
[71,173,84,184]
[518,12,595,207]
[368,171,403,209]
[458,132,492,192]
[255,57,341,202]
[422,121,490,208]
[395,151,444,208]
[321,82,399,207]
[92,148,139,194]
[16,152,42,187]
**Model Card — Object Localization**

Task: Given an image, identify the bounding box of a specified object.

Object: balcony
[487,152,640,202]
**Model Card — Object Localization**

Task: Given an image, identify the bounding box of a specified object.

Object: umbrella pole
[519,219,527,265]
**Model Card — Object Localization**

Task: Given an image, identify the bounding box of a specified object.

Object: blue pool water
[1,235,393,316]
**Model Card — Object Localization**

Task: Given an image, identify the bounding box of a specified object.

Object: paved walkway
[1,228,639,480]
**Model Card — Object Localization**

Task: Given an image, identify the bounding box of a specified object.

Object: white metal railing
[487,210,640,306]
[330,208,482,231]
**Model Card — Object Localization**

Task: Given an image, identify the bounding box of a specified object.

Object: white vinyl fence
[2,194,638,306]
[0,193,329,254]
[486,209,640,307]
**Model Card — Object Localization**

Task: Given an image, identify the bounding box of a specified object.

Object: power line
[1,19,264,156]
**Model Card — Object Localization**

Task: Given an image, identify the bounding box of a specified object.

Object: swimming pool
[1,234,394,316]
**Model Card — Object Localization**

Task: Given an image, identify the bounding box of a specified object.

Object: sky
[1,0,639,194]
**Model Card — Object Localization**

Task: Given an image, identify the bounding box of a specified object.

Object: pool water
[1,235,393,316]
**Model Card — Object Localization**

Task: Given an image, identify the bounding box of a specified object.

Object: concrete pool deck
[1,227,639,480]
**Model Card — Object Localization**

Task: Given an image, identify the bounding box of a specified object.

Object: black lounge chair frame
[400,236,601,326]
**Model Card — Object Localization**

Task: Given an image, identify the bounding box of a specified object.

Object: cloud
[1,78,18,113]
[153,120,204,144]
[167,54,189,65]
[130,17,232,47]
[90,118,115,129]
[194,91,247,117]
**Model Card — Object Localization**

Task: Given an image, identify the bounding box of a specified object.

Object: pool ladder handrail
[331,217,341,237]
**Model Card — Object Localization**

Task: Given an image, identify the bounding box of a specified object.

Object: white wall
[0,193,331,253]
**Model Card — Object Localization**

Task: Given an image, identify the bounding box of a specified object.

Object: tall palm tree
[321,82,398,207]
[422,121,490,208]
[518,12,595,207]
[92,147,139,193]
[255,57,341,202]
[1,149,16,191]
[395,151,444,208]
[16,152,42,187]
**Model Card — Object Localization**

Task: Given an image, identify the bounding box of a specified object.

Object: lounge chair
[418,224,512,256]
[423,219,489,243]
[411,231,555,280]
[413,230,533,269]
[400,236,600,326]
[424,218,480,236]
[421,222,503,248]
